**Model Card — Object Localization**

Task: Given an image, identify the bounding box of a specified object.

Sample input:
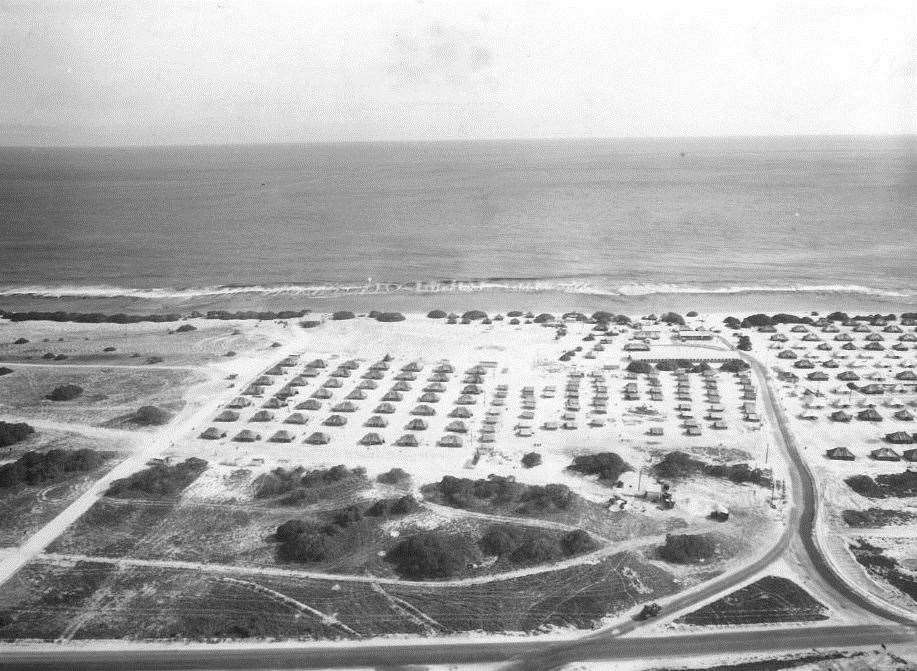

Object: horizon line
[0,131,914,152]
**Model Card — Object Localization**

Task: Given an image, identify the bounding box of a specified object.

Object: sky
[0,0,914,146]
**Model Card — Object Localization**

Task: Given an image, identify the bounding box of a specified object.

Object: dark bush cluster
[521,452,542,468]
[0,366,13,376]
[204,310,309,320]
[422,475,573,514]
[659,312,685,325]
[653,451,770,487]
[658,533,719,563]
[45,384,84,401]
[737,335,752,351]
[841,508,915,528]
[626,360,654,374]
[479,525,597,565]
[384,532,480,580]
[567,452,632,484]
[0,311,181,324]
[131,406,172,426]
[331,311,356,320]
[0,421,35,448]
[105,457,207,499]
[173,324,197,333]
[253,464,368,500]
[845,471,917,499]
[0,448,105,488]
[375,312,406,322]
[720,359,750,372]
[376,467,411,487]
[366,495,421,517]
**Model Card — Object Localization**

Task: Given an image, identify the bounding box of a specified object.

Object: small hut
[445,420,468,433]
[450,406,473,418]
[296,399,322,411]
[250,410,274,422]
[227,397,252,409]
[870,447,901,461]
[825,446,855,460]
[392,381,412,392]
[437,434,463,448]
[345,389,367,401]
[829,410,852,423]
[357,380,378,390]
[305,431,331,445]
[214,410,240,422]
[284,412,309,425]
[411,404,435,416]
[269,430,295,443]
[262,397,286,409]
[857,408,883,422]
[323,414,347,427]
[455,394,476,405]
[381,391,403,402]
[903,448,917,462]
[894,409,914,421]
[359,432,385,446]
[418,392,440,404]
[323,378,343,388]
[424,382,447,393]
[306,358,327,369]
[405,418,428,431]
[394,434,419,447]
[331,401,358,414]
[374,402,396,414]
[233,429,260,442]
[365,415,388,428]
[884,431,914,444]
[199,427,226,439]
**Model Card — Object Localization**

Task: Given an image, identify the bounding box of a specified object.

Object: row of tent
[825,446,917,462]
[199,426,463,448]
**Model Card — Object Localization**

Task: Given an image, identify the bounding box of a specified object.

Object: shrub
[626,360,654,374]
[376,312,406,322]
[686,311,698,317]
[278,531,337,562]
[331,311,356,320]
[723,316,741,329]
[653,451,769,486]
[427,310,447,319]
[131,406,172,426]
[568,452,632,483]
[461,310,487,321]
[533,313,555,323]
[423,474,572,514]
[0,421,35,448]
[377,467,411,487]
[737,335,752,351]
[174,324,197,333]
[106,457,207,498]
[561,529,597,555]
[333,505,363,528]
[720,359,750,373]
[740,314,773,328]
[521,452,542,468]
[0,448,105,488]
[299,320,321,329]
[511,535,564,564]
[276,519,309,541]
[658,533,718,563]
[479,525,526,556]
[45,384,83,401]
[385,532,476,580]
[660,312,685,325]
[0,366,13,376]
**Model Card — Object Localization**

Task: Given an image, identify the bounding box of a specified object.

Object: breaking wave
[0,279,911,300]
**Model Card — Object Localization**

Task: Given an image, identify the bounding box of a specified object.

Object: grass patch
[842,508,916,528]
[676,576,828,625]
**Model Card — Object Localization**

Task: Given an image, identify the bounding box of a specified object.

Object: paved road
[0,625,911,670]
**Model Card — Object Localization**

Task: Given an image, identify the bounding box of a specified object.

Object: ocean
[0,136,914,315]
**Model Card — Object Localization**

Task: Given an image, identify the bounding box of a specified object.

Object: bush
[174,324,197,333]
[561,529,597,555]
[660,312,685,325]
[0,366,13,376]
[278,531,337,562]
[533,313,555,323]
[333,505,363,528]
[658,533,718,563]
[626,360,654,374]
[0,448,105,488]
[723,316,741,329]
[299,320,321,329]
[13,338,29,344]
[423,475,573,514]
[846,471,917,499]
[686,311,698,317]
[0,421,35,448]
[521,452,542,468]
[653,451,769,486]
[45,384,83,401]
[106,457,207,498]
[740,314,773,328]
[720,359,750,372]
[377,467,411,487]
[276,519,309,541]
[131,406,173,426]
[568,452,632,483]
[427,310,447,319]
[376,312,406,322]
[385,532,476,580]
[511,535,564,564]
[479,525,526,556]
[331,311,356,320]
[461,310,487,321]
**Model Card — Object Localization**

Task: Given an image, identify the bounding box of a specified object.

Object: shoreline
[0,288,914,320]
